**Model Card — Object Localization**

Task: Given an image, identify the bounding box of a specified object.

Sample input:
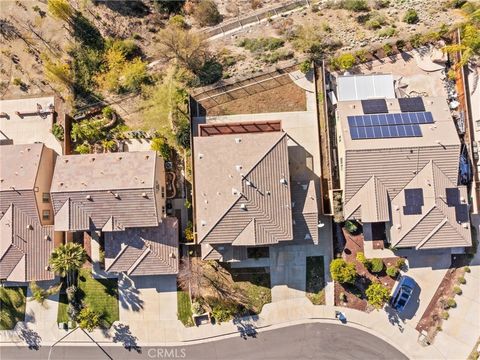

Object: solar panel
[347,112,433,128]
[455,204,469,223]
[403,205,422,215]
[399,97,425,112]
[349,124,423,139]
[405,188,424,207]
[446,188,460,207]
[361,99,388,114]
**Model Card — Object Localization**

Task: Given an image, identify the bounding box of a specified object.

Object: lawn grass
[177,291,194,327]
[57,269,119,327]
[0,287,27,330]
[306,256,326,305]
[77,269,119,327]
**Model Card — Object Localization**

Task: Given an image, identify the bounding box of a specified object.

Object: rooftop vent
[145,155,149,160]
[280,178,288,185]
[114,193,120,199]
[169,252,176,258]
[26,224,33,230]
[396,224,401,229]
[86,194,92,200]
[142,192,148,198]
[90,157,95,162]
[201,220,207,226]
[64,159,69,163]
[118,156,123,161]
[44,235,51,241]
[245,180,252,187]
[59,182,64,186]
[235,138,242,143]
[304,233,312,240]
[240,204,247,211]
[45,265,51,272]
[463,223,469,228]
[232,188,239,196]
[198,153,204,159]
[236,165,243,171]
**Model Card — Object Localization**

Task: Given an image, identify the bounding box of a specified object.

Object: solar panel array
[399,97,425,112]
[361,99,388,114]
[348,112,434,140]
[445,187,469,223]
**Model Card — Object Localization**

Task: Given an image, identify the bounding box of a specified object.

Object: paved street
[0,323,407,360]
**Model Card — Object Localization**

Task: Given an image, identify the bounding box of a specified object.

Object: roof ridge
[394,204,437,244]
[199,133,288,243]
[105,244,130,272]
[127,247,151,275]
[415,217,448,249]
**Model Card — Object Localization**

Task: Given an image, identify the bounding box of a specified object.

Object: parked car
[390,275,415,313]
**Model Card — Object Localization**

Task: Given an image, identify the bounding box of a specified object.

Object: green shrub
[75,143,90,154]
[366,282,390,309]
[13,78,23,86]
[356,252,368,265]
[383,43,394,56]
[261,49,294,64]
[453,286,462,295]
[379,27,396,38]
[210,300,236,323]
[464,266,471,273]
[151,137,171,160]
[77,306,101,332]
[443,298,457,309]
[403,9,419,24]
[341,0,370,12]
[193,0,222,27]
[396,258,406,269]
[51,123,65,141]
[238,37,285,52]
[299,60,311,74]
[169,14,187,28]
[355,50,368,63]
[450,0,467,8]
[373,0,390,9]
[441,311,450,320]
[102,106,115,120]
[332,53,356,70]
[386,266,398,278]
[368,258,384,274]
[344,220,358,234]
[457,276,466,284]
[339,292,347,302]
[395,39,406,51]
[330,258,357,284]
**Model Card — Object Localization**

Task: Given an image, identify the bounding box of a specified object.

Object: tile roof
[194,132,293,246]
[0,204,54,281]
[291,180,319,244]
[50,151,157,192]
[104,217,178,275]
[0,143,44,191]
[390,161,471,249]
[51,152,162,231]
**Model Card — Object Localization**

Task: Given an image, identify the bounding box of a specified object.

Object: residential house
[0,143,58,282]
[335,85,472,250]
[193,123,318,262]
[50,150,178,276]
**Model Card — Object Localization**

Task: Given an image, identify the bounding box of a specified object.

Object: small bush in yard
[443,298,457,309]
[341,0,370,12]
[343,220,359,234]
[453,286,462,295]
[396,258,406,269]
[386,266,399,278]
[366,282,390,309]
[330,258,357,284]
[339,292,347,302]
[368,258,384,274]
[299,60,311,74]
[403,9,419,24]
[441,311,450,320]
[464,266,471,273]
[356,251,368,265]
[457,276,466,285]
[193,0,222,27]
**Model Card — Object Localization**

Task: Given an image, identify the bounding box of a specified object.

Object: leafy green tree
[71,120,103,143]
[366,282,390,309]
[29,281,61,305]
[156,25,209,74]
[47,0,75,23]
[193,0,222,27]
[122,58,149,92]
[330,258,357,284]
[151,137,171,160]
[77,306,101,332]
[443,23,480,67]
[49,243,86,287]
[290,25,324,60]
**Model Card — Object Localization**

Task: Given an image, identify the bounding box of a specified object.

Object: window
[42,210,50,220]
[42,192,50,203]
[161,186,165,198]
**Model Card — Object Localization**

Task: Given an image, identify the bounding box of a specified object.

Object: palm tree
[49,243,86,287]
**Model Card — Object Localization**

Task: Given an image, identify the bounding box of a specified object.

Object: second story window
[161,186,165,198]
[42,192,50,203]
[42,210,50,221]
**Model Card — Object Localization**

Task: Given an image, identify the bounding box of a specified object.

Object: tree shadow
[384,305,405,333]
[232,316,258,340]
[118,275,144,312]
[112,323,142,353]
[16,324,42,350]
[99,0,151,18]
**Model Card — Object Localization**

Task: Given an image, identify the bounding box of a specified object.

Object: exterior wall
[154,154,166,222]
[34,146,56,225]
[335,110,347,191]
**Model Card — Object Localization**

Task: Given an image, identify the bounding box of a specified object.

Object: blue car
[390,276,415,313]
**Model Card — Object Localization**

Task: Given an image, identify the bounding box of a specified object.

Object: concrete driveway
[116,274,181,343]
[391,249,451,326]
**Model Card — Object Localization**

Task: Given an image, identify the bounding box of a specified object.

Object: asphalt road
[0,323,408,360]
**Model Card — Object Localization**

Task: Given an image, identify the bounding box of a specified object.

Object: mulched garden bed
[334,227,402,311]
[415,254,470,342]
